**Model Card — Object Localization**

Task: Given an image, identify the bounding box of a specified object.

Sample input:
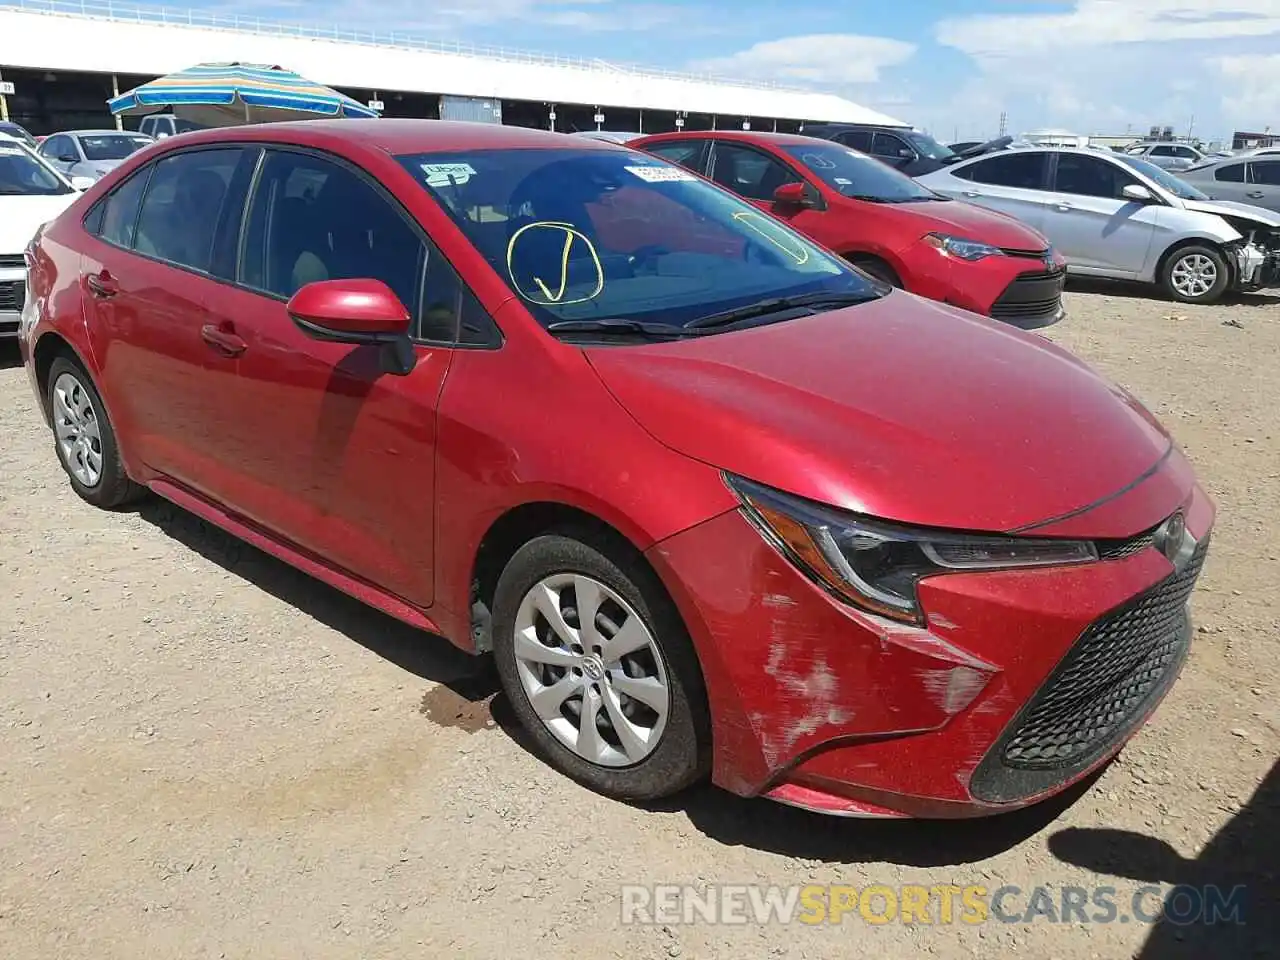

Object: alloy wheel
[1169,253,1218,300]
[52,371,104,488]
[512,573,670,767]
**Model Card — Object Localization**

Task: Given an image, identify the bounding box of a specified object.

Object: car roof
[61,129,151,137]
[165,118,623,155]
[636,129,833,148]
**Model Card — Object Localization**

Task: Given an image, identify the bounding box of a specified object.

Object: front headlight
[923,232,1003,262]
[727,475,1098,624]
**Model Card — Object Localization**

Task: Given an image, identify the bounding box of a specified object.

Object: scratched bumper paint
[647,481,1212,818]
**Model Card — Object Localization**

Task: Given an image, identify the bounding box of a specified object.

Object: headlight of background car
[727,475,1097,624]
[923,232,1003,262]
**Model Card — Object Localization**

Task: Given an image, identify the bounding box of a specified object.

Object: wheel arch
[467,500,678,654]
[31,331,87,424]
[841,250,905,286]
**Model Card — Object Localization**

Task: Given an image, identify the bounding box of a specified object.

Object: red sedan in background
[633,130,1069,329]
[21,120,1210,818]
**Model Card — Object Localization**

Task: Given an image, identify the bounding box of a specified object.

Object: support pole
[112,73,122,130]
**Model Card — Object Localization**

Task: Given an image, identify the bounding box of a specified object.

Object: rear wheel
[1161,244,1229,304]
[47,357,145,509]
[492,531,709,801]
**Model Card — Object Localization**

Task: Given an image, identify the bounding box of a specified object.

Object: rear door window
[645,141,706,173]
[954,152,1049,189]
[1215,163,1245,182]
[835,129,873,152]
[134,148,247,274]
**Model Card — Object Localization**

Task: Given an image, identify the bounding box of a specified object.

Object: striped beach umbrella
[108,62,380,127]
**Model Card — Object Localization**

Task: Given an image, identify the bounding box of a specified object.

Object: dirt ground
[1,282,1277,959]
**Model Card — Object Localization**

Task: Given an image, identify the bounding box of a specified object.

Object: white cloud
[931,0,1280,140]
[691,34,917,86]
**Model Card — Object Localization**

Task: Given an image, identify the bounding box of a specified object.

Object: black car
[799,123,1011,177]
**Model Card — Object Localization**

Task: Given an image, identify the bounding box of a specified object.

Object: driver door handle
[961,190,981,198]
[201,322,247,357]
[1055,199,1074,211]
[1246,190,1265,199]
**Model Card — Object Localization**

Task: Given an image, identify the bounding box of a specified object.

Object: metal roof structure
[0,0,907,125]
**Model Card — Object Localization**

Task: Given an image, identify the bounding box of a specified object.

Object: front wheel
[1161,245,1230,304]
[491,532,709,801]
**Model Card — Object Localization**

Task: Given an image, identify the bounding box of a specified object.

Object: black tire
[1160,244,1230,305]
[492,530,710,801]
[849,256,901,288]
[46,356,145,509]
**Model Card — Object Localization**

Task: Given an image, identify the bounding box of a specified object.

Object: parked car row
[18,119,1214,820]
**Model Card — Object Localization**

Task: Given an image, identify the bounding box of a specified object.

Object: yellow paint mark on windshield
[506,221,605,305]
[731,211,810,265]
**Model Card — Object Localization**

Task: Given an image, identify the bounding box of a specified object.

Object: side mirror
[287,278,417,375]
[70,176,95,191]
[773,181,814,208]
[1122,184,1154,203]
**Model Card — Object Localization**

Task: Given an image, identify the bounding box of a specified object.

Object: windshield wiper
[686,290,882,330]
[546,318,705,339]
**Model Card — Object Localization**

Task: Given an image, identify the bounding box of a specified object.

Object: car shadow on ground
[137,494,1095,867]
[1048,759,1278,959]
[0,342,22,370]
[1064,275,1280,308]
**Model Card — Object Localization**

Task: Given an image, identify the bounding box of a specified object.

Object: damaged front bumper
[1230,237,1280,291]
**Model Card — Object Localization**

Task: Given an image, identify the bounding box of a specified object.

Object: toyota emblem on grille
[1153,513,1195,571]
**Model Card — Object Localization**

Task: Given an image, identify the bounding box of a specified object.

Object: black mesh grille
[0,253,24,269]
[1097,529,1157,560]
[1002,537,1208,769]
[0,280,25,312]
[989,269,1065,328]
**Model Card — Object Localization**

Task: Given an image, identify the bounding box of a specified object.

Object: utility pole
[998,111,1008,137]
[0,67,9,123]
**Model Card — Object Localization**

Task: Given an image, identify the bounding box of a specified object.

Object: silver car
[917,148,1280,304]
[1123,141,1205,172]
[1180,155,1280,215]
[38,130,153,181]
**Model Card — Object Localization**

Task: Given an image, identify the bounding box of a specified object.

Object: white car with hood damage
[0,136,91,338]
[917,146,1280,304]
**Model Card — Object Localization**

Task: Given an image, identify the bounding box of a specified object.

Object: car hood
[0,194,77,254]
[1178,197,1280,228]
[871,196,1048,250]
[586,292,1172,534]
[84,160,124,177]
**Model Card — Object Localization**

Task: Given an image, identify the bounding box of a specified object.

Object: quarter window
[1216,163,1245,183]
[1053,154,1139,199]
[710,142,800,201]
[96,168,151,248]
[134,148,245,274]
[955,152,1048,189]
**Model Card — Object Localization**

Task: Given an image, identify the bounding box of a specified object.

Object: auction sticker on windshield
[625,165,697,183]
[419,162,476,187]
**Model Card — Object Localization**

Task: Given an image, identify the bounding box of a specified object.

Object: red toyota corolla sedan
[633,130,1068,329]
[19,120,1212,818]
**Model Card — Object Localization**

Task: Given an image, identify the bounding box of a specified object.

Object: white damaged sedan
[918,146,1280,304]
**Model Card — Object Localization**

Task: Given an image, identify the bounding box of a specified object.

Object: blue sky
[195,0,1280,143]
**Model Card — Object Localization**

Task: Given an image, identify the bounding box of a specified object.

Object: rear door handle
[1246,190,1265,199]
[85,272,118,298]
[201,322,247,357]
[1055,200,1073,211]
[962,190,981,198]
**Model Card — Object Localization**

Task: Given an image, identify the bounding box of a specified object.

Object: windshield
[397,148,878,332]
[80,134,151,161]
[0,141,71,196]
[1116,155,1210,201]
[906,132,954,161]
[781,143,937,201]
[0,122,38,149]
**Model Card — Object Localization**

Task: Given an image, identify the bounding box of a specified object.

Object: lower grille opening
[989,269,1065,328]
[0,279,25,313]
[969,537,1208,804]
